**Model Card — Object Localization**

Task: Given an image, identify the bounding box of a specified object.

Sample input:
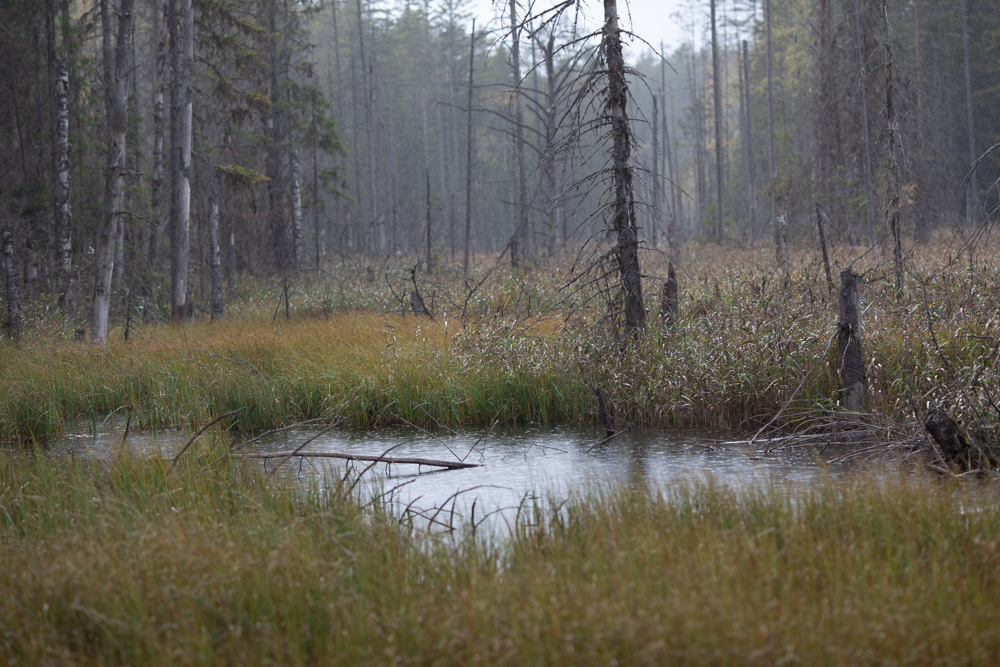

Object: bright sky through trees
[468,0,687,61]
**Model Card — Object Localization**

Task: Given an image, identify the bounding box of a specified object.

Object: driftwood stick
[588,380,615,438]
[172,408,247,468]
[248,451,481,470]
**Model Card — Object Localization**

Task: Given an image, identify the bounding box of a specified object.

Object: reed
[0,450,997,664]
[2,240,998,442]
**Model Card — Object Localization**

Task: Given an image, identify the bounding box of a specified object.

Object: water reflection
[41,419,876,533]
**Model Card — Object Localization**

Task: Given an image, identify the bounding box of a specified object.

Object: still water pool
[47,419,877,532]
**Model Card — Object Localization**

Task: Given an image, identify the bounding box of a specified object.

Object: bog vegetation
[2,452,1000,664]
[4,0,1000,661]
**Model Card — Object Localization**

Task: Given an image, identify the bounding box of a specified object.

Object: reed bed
[2,239,999,443]
[1,450,999,664]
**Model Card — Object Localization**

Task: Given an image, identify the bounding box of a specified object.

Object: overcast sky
[467,0,692,60]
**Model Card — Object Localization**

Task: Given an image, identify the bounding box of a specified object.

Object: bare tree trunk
[661,44,678,253]
[543,32,559,257]
[463,19,476,276]
[766,0,782,253]
[2,228,21,343]
[222,93,235,291]
[604,0,644,334]
[883,1,903,297]
[169,0,192,322]
[54,60,72,309]
[711,0,724,243]
[92,0,135,344]
[312,118,321,270]
[838,268,866,411]
[149,2,165,269]
[425,169,433,275]
[851,0,877,248]
[652,97,661,250]
[265,2,287,272]
[743,44,759,245]
[355,0,377,254]
[765,0,776,184]
[208,155,222,320]
[509,0,529,268]
[960,0,978,227]
[290,148,303,271]
[46,0,73,312]
[816,202,833,295]
[775,195,788,274]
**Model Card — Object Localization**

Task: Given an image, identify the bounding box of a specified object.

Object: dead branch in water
[248,451,480,470]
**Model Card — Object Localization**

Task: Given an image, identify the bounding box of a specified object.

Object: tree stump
[660,262,679,326]
[925,408,997,471]
[837,268,866,411]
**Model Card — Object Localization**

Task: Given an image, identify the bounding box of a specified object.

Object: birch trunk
[290,148,303,272]
[46,0,73,311]
[851,0,877,248]
[652,97,661,249]
[604,0,645,334]
[92,0,135,344]
[54,59,72,305]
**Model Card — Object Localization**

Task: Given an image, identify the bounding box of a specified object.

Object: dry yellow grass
[1,451,998,665]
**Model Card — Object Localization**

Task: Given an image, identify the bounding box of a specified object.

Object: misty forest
[4,0,1000,664]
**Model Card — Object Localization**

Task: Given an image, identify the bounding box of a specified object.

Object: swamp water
[43,420,879,533]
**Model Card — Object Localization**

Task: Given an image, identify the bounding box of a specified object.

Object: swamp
[4,0,1000,663]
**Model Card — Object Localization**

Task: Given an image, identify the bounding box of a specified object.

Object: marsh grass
[3,240,1000,442]
[2,450,999,664]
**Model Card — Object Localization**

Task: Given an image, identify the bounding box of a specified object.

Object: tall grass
[1,450,998,664]
[3,240,999,442]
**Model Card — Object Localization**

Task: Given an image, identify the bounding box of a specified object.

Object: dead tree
[2,228,21,343]
[508,0,529,268]
[960,0,979,227]
[837,268,866,411]
[742,40,757,244]
[816,202,833,295]
[775,195,788,274]
[92,0,135,344]
[208,155,223,320]
[652,97,661,249]
[851,0,877,249]
[660,262,678,326]
[463,20,476,276]
[425,169,433,275]
[169,0,193,322]
[710,0,725,243]
[882,1,903,297]
[604,0,645,334]
[149,1,166,269]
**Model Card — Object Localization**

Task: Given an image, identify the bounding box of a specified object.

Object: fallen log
[246,451,480,470]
